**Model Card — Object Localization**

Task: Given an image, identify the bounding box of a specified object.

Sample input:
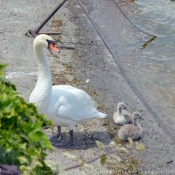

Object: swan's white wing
[51,86,102,121]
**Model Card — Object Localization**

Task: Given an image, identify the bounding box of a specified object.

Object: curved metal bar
[35,0,68,34]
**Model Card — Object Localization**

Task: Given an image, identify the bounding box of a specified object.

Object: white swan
[29,34,107,148]
[118,112,143,141]
[113,102,132,125]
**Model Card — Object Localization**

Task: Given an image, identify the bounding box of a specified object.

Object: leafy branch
[0,64,53,175]
[59,139,145,174]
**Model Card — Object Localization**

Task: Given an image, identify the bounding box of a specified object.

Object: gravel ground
[1,0,175,175]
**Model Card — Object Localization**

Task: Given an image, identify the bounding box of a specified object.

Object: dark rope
[112,0,156,38]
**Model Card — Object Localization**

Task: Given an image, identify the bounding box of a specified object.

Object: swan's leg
[50,126,62,141]
[51,130,73,149]
[69,130,73,144]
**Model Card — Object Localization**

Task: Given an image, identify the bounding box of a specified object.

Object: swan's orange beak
[48,43,60,55]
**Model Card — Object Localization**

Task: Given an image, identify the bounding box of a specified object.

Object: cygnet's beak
[48,43,60,55]
[139,116,144,120]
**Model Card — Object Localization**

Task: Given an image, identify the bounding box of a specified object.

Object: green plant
[62,139,145,174]
[0,64,54,175]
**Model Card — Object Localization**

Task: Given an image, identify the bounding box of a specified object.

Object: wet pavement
[1,0,175,174]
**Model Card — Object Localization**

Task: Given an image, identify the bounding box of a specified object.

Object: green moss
[106,156,141,175]
[62,63,74,72]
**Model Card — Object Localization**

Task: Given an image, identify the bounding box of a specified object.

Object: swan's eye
[46,39,56,45]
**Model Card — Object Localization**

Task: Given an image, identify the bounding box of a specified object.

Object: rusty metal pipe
[28,29,37,38]
[38,32,62,35]
[26,1,74,50]
[59,45,75,50]
[35,0,68,34]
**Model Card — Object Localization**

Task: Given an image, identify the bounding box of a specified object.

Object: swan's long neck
[35,47,52,86]
[29,45,52,111]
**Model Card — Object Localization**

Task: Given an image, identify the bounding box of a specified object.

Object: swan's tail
[98,112,107,118]
[88,108,107,119]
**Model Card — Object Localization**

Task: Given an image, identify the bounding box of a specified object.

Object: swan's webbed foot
[49,135,62,142]
[51,130,73,149]
[51,140,73,149]
[49,126,62,142]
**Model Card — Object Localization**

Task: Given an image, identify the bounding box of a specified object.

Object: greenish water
[133,0,175,58]
[128,0,175,116]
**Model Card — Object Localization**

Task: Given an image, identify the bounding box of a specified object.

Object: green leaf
[95,140,105,150]
[40,136,53,150]
[18,156,29,164]
[135,142,145,151]
[32,160,43,168]
[19,143,26,150]
[128,137,133,147]
[23,123,33,133]
[33,122,43,132]
[29,131,45,142]
[100,155,107,166]
[0,64,7,69]
[63,152,76,159]
[44,159,59,173]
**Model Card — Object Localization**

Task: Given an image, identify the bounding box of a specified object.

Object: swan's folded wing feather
[51,86,103,121]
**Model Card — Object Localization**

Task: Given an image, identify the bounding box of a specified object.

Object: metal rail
[26,0,75,50]
[26,0,67,38]
[35,0,67,34]
[77,0,175,144]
